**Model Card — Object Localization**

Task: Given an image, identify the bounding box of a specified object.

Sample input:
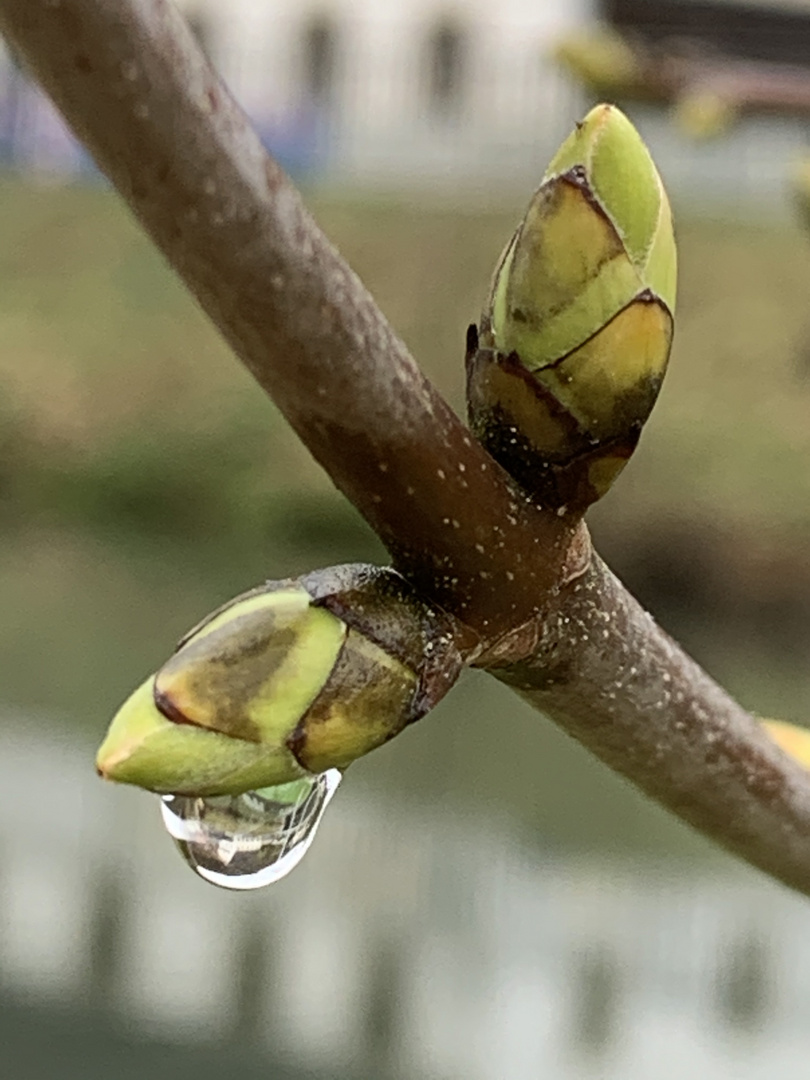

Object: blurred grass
[3,176,810,862]
[5,179,810,533]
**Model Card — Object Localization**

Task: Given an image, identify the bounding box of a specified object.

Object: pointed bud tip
[543,104,631,181]
[95,673,306,797]
[545,104,674,304]
[95,677,164,784]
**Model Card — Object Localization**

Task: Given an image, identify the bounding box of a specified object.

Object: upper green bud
[469,104,677,509]
[97,566,462,797]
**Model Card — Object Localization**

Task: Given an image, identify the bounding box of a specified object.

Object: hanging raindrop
[159,769,342,890]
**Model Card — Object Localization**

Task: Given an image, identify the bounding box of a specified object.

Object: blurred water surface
[5,718,810,1080]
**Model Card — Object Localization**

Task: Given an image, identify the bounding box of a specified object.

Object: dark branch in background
[6,0,810,896]
[632,45,810,117]
[556,28,810,131]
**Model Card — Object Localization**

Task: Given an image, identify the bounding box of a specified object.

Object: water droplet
[159,770,341,890]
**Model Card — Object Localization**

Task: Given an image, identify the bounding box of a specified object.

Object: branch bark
[6,0,810,895]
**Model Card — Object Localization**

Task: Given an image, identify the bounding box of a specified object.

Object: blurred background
[4,0,810,1076]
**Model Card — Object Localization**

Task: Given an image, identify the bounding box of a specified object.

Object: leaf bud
[96,565,462,796]
[468,104,677,510]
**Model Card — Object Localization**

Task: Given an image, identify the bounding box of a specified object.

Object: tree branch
[7,0,810,895]
[558,29,810,128]
[0,0,582,642]
[491,555,810,892]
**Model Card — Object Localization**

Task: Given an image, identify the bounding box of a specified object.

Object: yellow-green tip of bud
[96,586,344,796]
[96,676,311,796]
[544,104,676,308]
[489,104,676,369]
[469,104,677,509]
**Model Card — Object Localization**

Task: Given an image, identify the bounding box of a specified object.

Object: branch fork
[5,0,810,895]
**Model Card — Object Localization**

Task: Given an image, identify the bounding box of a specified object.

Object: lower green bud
[97,565,462,796]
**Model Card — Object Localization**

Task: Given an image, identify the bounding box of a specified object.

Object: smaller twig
[558,29,810,123]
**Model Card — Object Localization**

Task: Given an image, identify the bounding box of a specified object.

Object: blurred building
[174,0,591,184]
[2,0,810,206]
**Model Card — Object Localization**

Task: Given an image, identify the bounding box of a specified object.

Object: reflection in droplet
[159,770,342,890]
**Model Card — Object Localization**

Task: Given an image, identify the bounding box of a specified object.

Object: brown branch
[491,556,810,891]
[6,0,810,895]
[680,62,810,116]
[650,51,810,119]
[660,51,810,118]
